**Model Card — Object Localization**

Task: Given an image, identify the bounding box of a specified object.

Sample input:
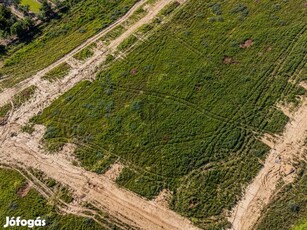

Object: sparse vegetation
[42,62,70,81]
[73,43,96,61]
[12,85,37,107]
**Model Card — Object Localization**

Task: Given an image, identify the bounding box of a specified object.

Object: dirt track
[229,98,307,230]
[0,0,199,229]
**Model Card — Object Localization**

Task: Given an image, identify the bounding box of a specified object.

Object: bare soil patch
[17,182,32,197]
[240,39,253,48]
[223,56,235,65]
[153,189,173,208]
[104,163,124,181]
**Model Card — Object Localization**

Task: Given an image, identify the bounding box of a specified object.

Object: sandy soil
[104,163,124,181]
[229,98,307,230]
[0,0,198,229]
[17,182,32,197]
[153,189,173,208]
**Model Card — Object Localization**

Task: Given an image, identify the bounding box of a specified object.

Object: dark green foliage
[40,0,54,20]
[0,5,17,38]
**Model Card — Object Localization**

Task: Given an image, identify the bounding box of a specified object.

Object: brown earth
[240,39,253,48]
[17,182,32,197]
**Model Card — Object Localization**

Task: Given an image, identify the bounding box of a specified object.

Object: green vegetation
[0,5,34,40]
[73,43,96,61]
[256,161,307,230]
[100,25,126,45]
[20,0,41,13]
[0,168,103,229]
[294,219,307,230]
[0,0,138,88]
[117,34,138,51]
[21,123,35,134]
[0,103,12,117]
[33,0,307,228]
[42,63,70,81]
[12,85,37,108]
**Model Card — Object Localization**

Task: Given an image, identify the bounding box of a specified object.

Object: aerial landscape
[0,0,306,229]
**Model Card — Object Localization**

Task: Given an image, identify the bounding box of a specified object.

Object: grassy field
[73,43,96,61]
[42,63,71,81]
[256,161,307,230]
[0,0,138,88]
[20,0,41,13]
[0,168,104,229]
[33,0,307,228]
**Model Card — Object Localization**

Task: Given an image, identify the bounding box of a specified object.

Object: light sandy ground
[0,0,198,229]
[229,98,307,230]
[104,163,124,181]
[153,189,173,208]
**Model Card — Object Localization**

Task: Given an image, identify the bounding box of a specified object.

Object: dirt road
[229,99,307,230]
[0,0,198,229]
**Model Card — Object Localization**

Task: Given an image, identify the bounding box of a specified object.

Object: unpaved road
[229,98,307,230]
[0,0,198,229]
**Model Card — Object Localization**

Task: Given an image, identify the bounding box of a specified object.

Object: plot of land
[33,0,307,228]
[0,0,306,229]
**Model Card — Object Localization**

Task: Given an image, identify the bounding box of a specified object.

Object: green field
[20,0,41,13]
[0,0,138,88]
[32,0,307,228]
[0,168,104,229]
[42,63,71,81]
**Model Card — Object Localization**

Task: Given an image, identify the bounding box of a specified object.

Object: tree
[10,20,25,37]
[2,0,21,7]
[40,0,53,20]
[19,5,30,16]
[0,5,16,37]
[10,17,34,38]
